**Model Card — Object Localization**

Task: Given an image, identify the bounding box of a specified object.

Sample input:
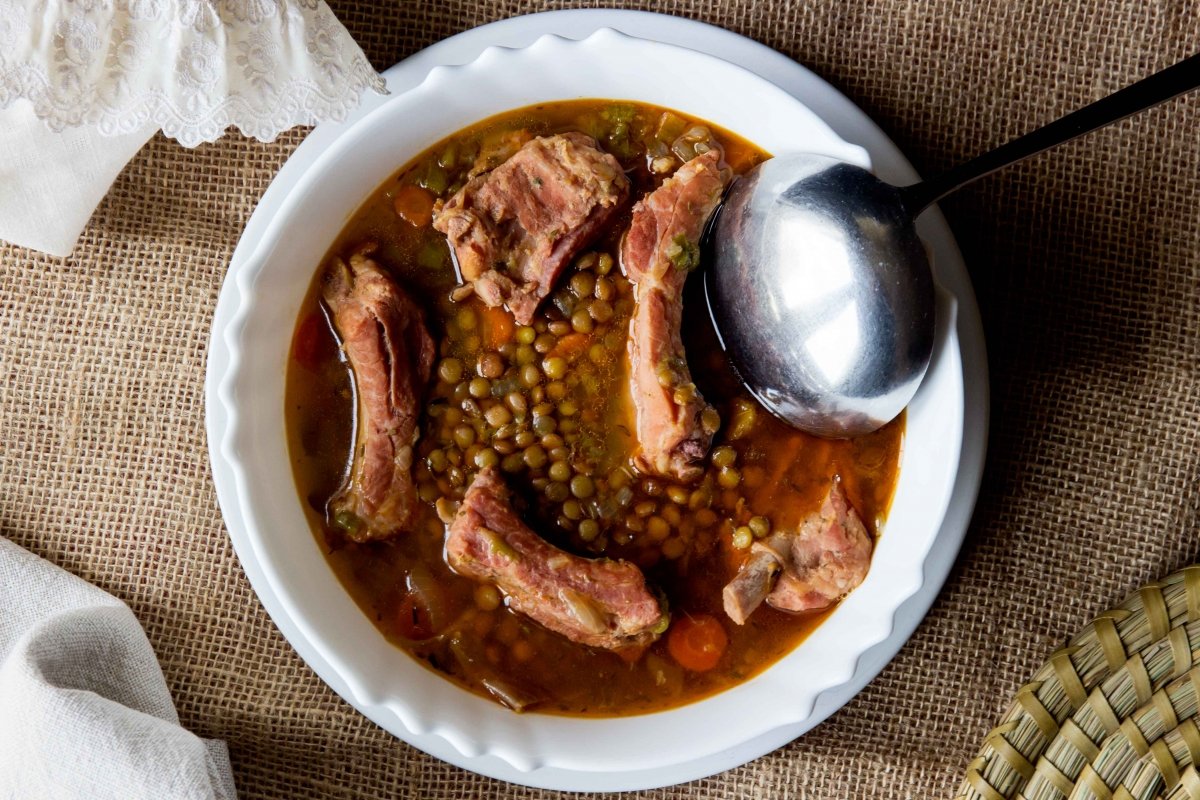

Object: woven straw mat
[1,2,1197,798]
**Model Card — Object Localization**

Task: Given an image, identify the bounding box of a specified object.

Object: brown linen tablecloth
[2,2,1197,798]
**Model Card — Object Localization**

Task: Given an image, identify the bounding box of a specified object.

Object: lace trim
[0,0,387,147]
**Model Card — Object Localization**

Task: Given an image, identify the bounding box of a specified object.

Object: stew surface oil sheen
[286,99,903,716]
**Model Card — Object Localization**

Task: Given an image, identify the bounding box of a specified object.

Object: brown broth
[285,100,903,716]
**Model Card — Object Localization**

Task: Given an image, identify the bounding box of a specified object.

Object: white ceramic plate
[206,11,988,792]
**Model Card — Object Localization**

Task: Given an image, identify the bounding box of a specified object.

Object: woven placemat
[956,567,1200,800]
[1,2,1198,799]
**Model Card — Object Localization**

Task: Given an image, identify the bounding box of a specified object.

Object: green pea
[749,516,771,538]
[516,325,536,345]
[570,475,595,499]
[505,391,528,416]
[468,377,490,398]
[474,583,501,611]
[578,519,600,541]
[570,272,596,298]
[543,356,567,380]
[666,485,690,505]
[520,364,541,387]
[588,300,614,323]
[673,384,697,405]
[563,499,583,520]
[593,276,615,301]
[514,344,537,366]
[523,445,548,469]
[732,526,753,550]
[456,307,477,331]
[534,333,556,354]
[501,453,525,473]
[570,309,594,333]
[548,461,571,482]
[453,425,476,449]
[484,404,512,427]
[712,445,737,468]
[717,466,741,489]
[474,448,500,469]
[438,358,464,384]
[634,500,657,517]
[545,481,570,502]
[532,415,557,436]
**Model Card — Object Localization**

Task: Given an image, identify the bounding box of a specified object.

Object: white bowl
[212,28,964,776]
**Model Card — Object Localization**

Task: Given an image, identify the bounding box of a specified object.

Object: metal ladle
[705,53,1200,438]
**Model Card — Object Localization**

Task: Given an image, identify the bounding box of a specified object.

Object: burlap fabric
[1,2,1197,798]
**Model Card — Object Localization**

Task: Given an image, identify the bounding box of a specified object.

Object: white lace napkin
[0,0,387,256]
[0,537,238,799]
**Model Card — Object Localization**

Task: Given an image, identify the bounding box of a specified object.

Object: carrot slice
[480,304,515,349]
[292,309,327,371]
[667,613,728,672]
[393,184,435,227]
[548,332,589,360]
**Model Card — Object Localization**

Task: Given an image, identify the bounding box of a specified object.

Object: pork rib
[322,252,435,541]
[446,467,668,650]
[723,480,873,624]
[433,133,630,324]
[622,150,729,481]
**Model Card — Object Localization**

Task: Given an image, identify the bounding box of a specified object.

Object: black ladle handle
[899,52,1200,215]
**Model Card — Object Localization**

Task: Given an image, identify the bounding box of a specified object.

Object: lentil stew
[285,100,903,716]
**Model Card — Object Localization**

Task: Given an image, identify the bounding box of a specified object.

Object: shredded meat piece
[322,250,435,540]
[433,132,630,324]
[446,467,668,650]
[622,149,730,481]
[722,480,873,624]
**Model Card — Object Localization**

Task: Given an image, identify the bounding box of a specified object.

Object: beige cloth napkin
[0,103,155,257]
[0,537,237,799]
